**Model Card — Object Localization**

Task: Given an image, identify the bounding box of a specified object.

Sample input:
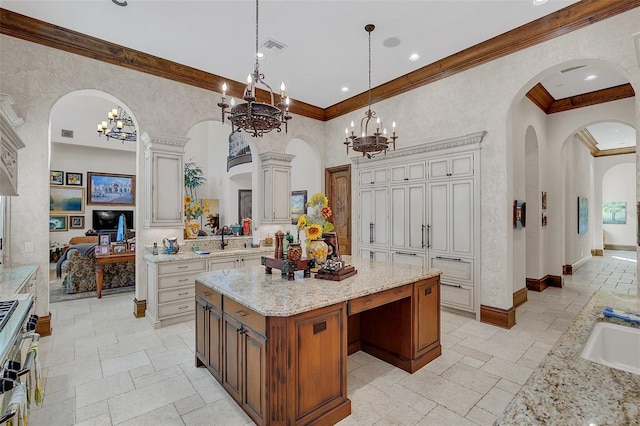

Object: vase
[322,232,340,260]
[185,218,200,239]
[306,239,328,271]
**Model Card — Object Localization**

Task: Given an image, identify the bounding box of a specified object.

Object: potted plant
[184,161,206,238]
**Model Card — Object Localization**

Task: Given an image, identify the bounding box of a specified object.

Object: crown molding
[259,151,295,164]
[575,128,635,157]
[141,132,189,153]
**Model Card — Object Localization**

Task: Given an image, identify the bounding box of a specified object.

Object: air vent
[262,38,287,51]
[560,65,587,74]
[61,129,74,138]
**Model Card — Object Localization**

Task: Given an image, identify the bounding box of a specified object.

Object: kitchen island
[497,290,640,425]
[194,257,442,426]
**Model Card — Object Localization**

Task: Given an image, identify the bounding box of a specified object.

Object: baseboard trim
[604,244,635,251]
[133,298,146,318]
[480,305,515,329]
[526,275,563,292]
[513,288,528,308]
[591,249,603,256]
[35,312,52,337]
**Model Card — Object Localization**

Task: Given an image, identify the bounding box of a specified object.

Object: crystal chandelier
[96,106,137,142]
[344,24,397,158]
[217,0,291,137]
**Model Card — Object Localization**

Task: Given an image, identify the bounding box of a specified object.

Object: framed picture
[578,196,588,234]
[513,200,526,229]
[602,201,626,224]
[87,172,135,205]
[96,245,110,256]
[541,191,547,210]
[98,233,111,246]
[66,172,83,186]
[112,243,127,254]
[50,170,64,185]
[50,186,85,214]
[542,212,548,227]
[238,189,252,223]
[69,215,85,229]
[49,215,68,231]
[291,190,307,225]
[128,242,136,252]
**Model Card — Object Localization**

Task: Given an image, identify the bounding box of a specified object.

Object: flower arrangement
[296,192,334,242]
[184,196,210,220]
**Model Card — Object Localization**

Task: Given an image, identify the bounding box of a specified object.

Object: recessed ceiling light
[256,52,265,60]
[532,0,549,5]
[409,53,420,61]
[341,87,349,93]
[584,74,598,81]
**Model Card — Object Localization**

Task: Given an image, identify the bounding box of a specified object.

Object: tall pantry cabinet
[354,132,484,317]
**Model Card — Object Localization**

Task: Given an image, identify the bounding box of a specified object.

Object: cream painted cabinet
[143,133,188,228]
[260,152,294,224]
[360,248,388,262]
[428,153,474,180]
[146,258,206,328]
[208,252,265,271]
[428,179,473,256]
[358,187,388,247]
[390,183,426,251]
[390,161,426,183]
[358,167,387,186]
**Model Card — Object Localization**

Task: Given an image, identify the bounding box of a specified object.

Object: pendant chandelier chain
[367,28,372,111]
[254,0,259,74]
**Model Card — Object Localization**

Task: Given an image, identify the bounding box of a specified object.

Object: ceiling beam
[1,0,639,122]
[547,83,635,114]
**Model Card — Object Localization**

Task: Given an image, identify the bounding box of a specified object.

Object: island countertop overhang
[194,257,441,317]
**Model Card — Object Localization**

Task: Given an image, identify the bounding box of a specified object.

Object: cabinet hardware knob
[178,292,188,296]
[363,299,374,305]
[425,287,432,296]
[178,305,189,310]
[178,266,188,269]
[235,310,248,317]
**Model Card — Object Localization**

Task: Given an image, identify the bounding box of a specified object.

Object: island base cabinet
[195,284,222,381]
[414,277,441,359]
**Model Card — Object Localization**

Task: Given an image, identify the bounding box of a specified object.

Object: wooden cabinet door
[242,328,266,425]
[222,314,243,403]
[195,296,208,363]
[207,304,223,381]
[413,278,440,358]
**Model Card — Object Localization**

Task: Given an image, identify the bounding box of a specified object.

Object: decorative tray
[261,256,313,281]
[314,265,358,281]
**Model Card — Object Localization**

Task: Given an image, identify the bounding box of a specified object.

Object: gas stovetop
[0,301,18,333]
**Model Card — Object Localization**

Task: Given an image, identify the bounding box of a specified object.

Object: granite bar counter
[143,246,272,263]
[497,290,640,425]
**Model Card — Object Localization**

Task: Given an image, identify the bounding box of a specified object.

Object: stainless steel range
[0,297,39,424]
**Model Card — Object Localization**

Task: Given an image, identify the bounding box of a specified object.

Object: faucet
[221,230,229,250]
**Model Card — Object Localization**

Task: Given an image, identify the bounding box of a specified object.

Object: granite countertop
[497,290,640,425]
[143,246,273,263]
[0,264,37,300]
[195,256,441,317]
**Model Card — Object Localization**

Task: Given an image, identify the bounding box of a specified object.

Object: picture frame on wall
[542,212,548,227]
[112,243,127,254]
[50,170,64,185]
[129,242,136,252]
[238,189,252,223]
[66,172,83,186]
[541,191,547,210]
[87,172,136,205]
[49,215,68,231]
[513,200,526,229]
[291,190,307,225]
[69,215,85,229]
[50,186,85,214]
[578,196,588,234]
[96,245,110,256]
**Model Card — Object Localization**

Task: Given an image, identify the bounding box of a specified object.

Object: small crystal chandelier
[217,0,291,137]
[344,24,397,158]
[96,106,137,143]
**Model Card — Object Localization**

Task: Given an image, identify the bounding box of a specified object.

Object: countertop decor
[497,290,640,425]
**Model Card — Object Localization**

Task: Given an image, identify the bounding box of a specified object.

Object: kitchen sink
[580,322,640,375]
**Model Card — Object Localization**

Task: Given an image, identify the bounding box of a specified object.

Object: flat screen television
[92,210,134,232]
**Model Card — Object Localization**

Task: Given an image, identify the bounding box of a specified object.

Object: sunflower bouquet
[184,196,210,220]
[296,192,334,243]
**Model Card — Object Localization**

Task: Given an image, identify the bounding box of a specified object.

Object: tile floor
[32,250,637,425]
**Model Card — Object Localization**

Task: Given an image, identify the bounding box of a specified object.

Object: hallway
[31,250,636,425]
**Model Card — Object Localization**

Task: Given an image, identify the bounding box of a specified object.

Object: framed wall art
[66,172,83,186]
[50,186,85,214]
[542,212,548,227]
[578,196,588,234]
[49,215,68,231]
[98,233,111,246]
[513,200,526,229]
[50,170,64,185]
[69,215,85,229]
[602,201,626,224]
[291,190,307,225]
[87,172,135,205]
[541,191,547,210]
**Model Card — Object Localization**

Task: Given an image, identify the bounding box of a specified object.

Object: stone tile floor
[32,250,637,425]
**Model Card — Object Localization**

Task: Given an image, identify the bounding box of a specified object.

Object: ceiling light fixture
[532,0,549,6]
[217,0,291,137]
[409,53,420,61]
[341,87,349,93]
[96,106,136,143]
[344,24,397,158]
[585,74,598,81]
